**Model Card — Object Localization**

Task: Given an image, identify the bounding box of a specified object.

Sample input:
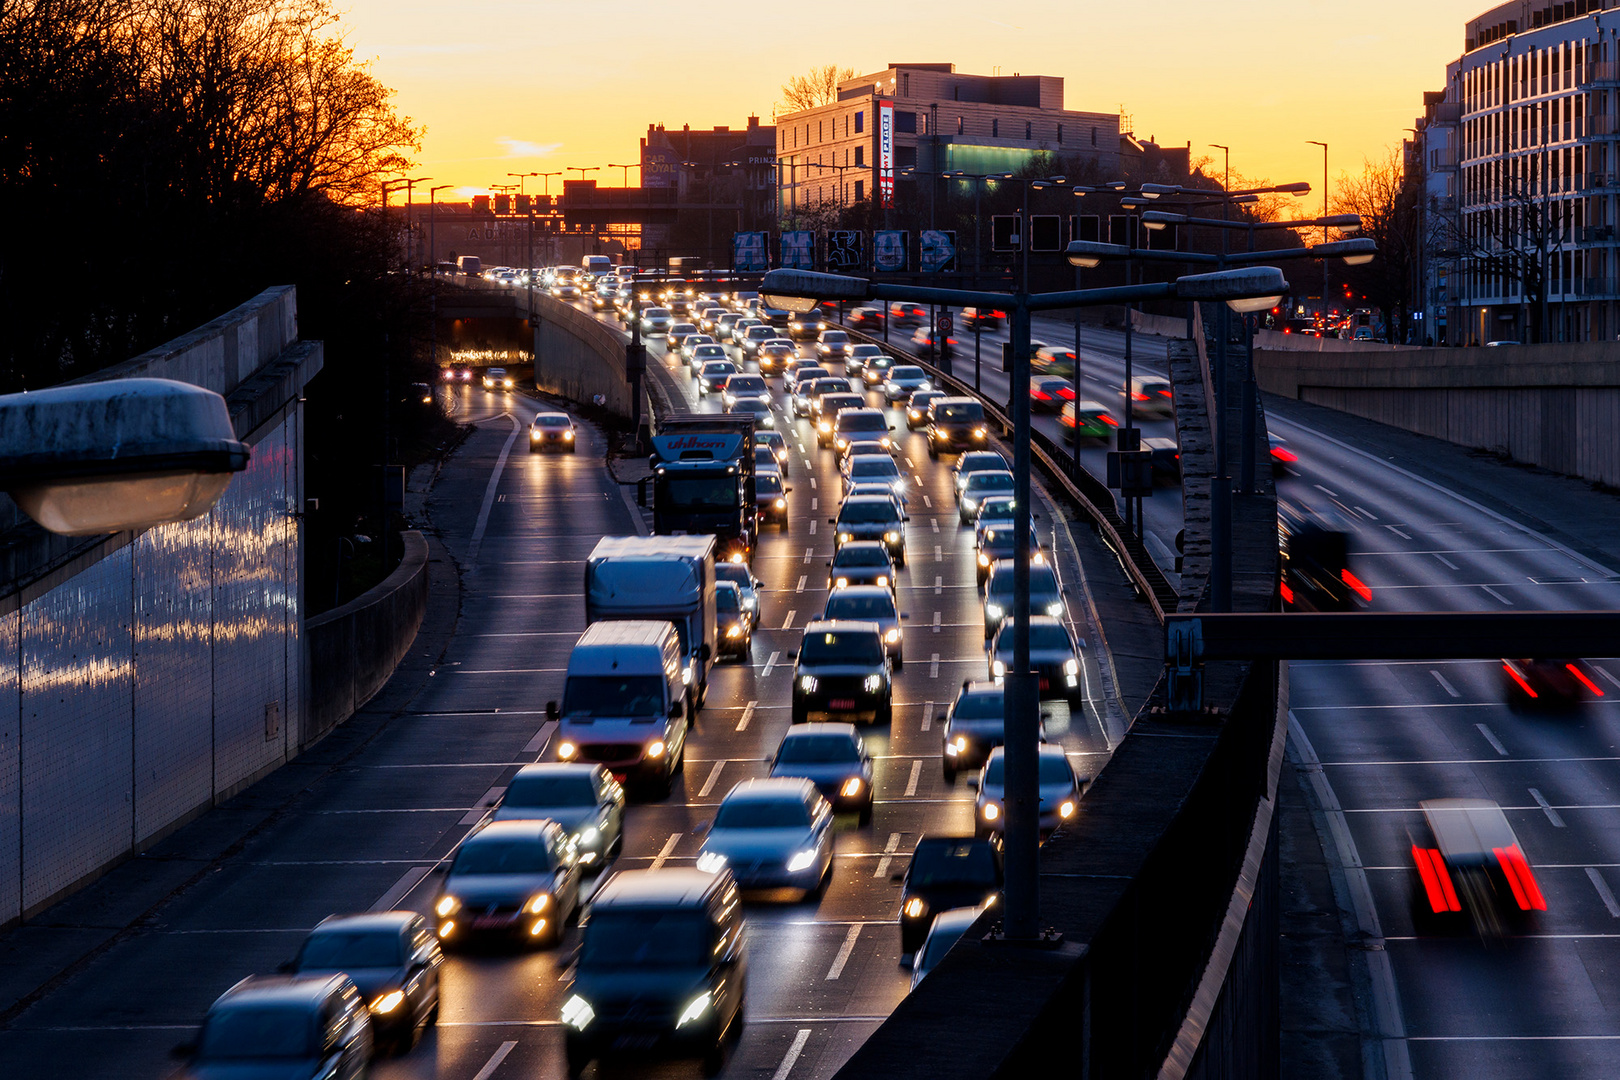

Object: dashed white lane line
[1314,483,1339,498]
[1483,585,1514,605]
[804,547,814,564]
[1433,553,1460,570]
[1588,868,1620,917]
[467,414,522,566]
[649,833,681,871]
[762,653,780,678]
[904,456,916,468]
[1354,505,1379,520]
[811,497,818,510]
[796,575,807,593]
[522,721,557,754]
[1386,524,1412,540]
[920,701,934,732]
[773,1029,813,1080]
[929,653,940,678]
[873,832,902,878]
[1431,670,1460,698]
[372,866,433,911]
[698,760,727,798]
[934,545,943,562]
[809,520,817,535]
[934,575,942,595]
[825,925,862,980]
[904,759,923,797]
[931,518,940,534]
[1597,666,1620,691]
[809,477,816,488]
[737,700,757,731]
[470,1041,518,1080]
[460,786,506,826]
[1530,788,1566,827]
[1476,723,1509,756]
[782,611,797,630]
[923,495,933,508]
[932,612,942,633]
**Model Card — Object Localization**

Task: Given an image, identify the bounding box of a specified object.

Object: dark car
[927,398,989,457]
[958,470,1015,524]
[492,762,626,867]
[989,615,1084,706]
[697,359,739,395]
[846,343,886,376]
[769,722,875,822]
[281,912,441,1054]
[1501,658,1604,709]
[173,974,371,1080]
[827,540,897,593]
[790,620,892,725]
[433,820,583,948]
[715,561,763,627]
[816,329,853,362]
[755,469,789,528]
[822,583,907,667]
[716,580,751,659]
[860,352,896,385]
[1144,436,1181,483]
[906,390,947,430]
[1409,798,1545,936]
[789,308,826,339]
[896,835,1003,954]
[1029,376,1075,414]
[938,680,1046,782]
[530,412,578,453]
[974,521,1039,585]
[816,393,871,448]
[983,558,1066,636]
[832,494,907,565]
[959,306,1005,331]
[848,306,886,331]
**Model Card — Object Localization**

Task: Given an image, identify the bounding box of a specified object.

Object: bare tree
[778,64,855,115]
[1333,146,1422,342]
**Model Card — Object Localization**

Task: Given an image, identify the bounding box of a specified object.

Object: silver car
[883,365,932,402]
[988,615,1084,706]
[841,453,906,498]
[640,307,674,334]
[769,723,875,822]
[821,584,907,667]
[910,907,983,990]
[973,745,1079,838]
[492,763,625,868]
[958,470,1015,523]
[697,778,835,895]
[433,820,583,947]
[983,558,1065,635]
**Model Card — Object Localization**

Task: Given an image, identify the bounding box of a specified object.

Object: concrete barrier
[305,530,429,742]
[1253,328,1418,353]
[1256,341,1620,486]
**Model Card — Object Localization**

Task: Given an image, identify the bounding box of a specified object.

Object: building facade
[1430,0,1620,343]
[641,117,777,234]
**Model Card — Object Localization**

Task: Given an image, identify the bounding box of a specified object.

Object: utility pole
[1308,141,1330,332]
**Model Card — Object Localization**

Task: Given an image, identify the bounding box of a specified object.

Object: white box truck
[584,536,717,711]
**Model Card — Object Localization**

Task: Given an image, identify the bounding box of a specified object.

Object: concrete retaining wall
[305,531,429,742]
[1253,328,1418,354]
[531,294,632,419]
[1256,342,1620,486]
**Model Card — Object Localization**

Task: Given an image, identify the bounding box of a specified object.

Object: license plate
[828,699,856,710]
[1039,677,1050,690]
[472,915,514,929]
[613,1035,660,1050]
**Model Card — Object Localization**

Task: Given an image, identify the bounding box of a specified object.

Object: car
[441,366,473,384]
[958,306,1005,331]
[1409,797,1546,935]
[641,307,674,334]
[816,393,870,447]
[888,301,926,327]
[434,820,582,948]
[908,326,959,359]
[173,974,372,1079]
[757,339,796,375]
[983,557,1065,635]
[1130,376,1175,419]
[1353,326,1375,341]
[1029,376,1075,414]
[841,453,906,498]
[1033,345,1076,378]
[832,494,907,564]
[909,906,982,989]
[974,521,1039,585]
[822,584,906,667]
[973,745,1079,839]
[680,334,718,365]
[896,835,1002,954]
[698,359,739,395]
[666,322,700,351]
[492,762,626,867]
[958,470,1015,523]
[714,311,745,339]
[1269,433,1298,475]
[927,398,989,457]
[844,483,910,520]
[906,390,947,429]
[827,540,897,592]
[279,911,441,1055]
[839,439,893,466]
[783,356,821,382]
[688,343,728,375]
[951,450,1009,497]
[716,562,763,628]
[769,723,874,822]
[988,616,1085,706]
[790,619,892,725]
[861,352,896,385]
[848,306,886,331]
[530,412,577,453]
[740,324,776,357]
[1060,400,1117,442]
[807,377,859,419]
[755,429,790,475]
[553,281,582,300]
[716,580,751,658]
[788,309,826,339]
[696,778,835,895]
[884,365,931,402]
[846,342,886,375]
[1500,658,1605,708]
[482,367,514,391]
[561,868,747,1078]
[939,680,1049,781]
[789,369,833,415]
[721,373,769,408]
[755,468,789,527]
[832,407,894,454]
[1144,436,1182,482]
[730,316,766,345]
[816,329,853,362]
[727,394,776,429]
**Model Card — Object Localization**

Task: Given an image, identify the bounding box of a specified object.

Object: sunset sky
[345,0,1482,204]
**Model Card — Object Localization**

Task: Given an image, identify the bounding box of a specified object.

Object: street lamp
[1307,140,1331,329]
[607,163,641,186]
[428,184,453,274]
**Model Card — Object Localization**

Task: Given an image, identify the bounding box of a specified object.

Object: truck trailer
[584,535,718,711]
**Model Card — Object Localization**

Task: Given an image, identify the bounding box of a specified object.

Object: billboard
[826,230,864,272]
[873,230,909,272]
[732,232,769,272]
[1030,215,1063,252]
[920,230,957,273]
[643,143,681,188]
[878,99,895,208]
[781,230,815,270]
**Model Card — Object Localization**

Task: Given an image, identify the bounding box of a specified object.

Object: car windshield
[891,367,924,380]
[694,347,725,360]
[198,1005,314,1060]
[965,473,1014,493]
[561,675,666,717]
[671,324,697,334]
[935,402,983,421]
[800,629,884,665]
[659,475,739,509]
[534,416,571,428]
[995,624,1072,652]
[983,755,1072,787]
[778,734,859,764]
[912,393,944,408]
[505,773,598,807]
[645,308,670,318]
[714,798,811,829]
[756,473,784,495]
[839,414,888,433]
[909,841,998,887]
[850,458,899,479]
[716,584,741,613]
[953,692,1004,720]
[824,592,897,621]
[958,454,1005,474]
[838,501,900,525]
[988,565,1059,598]
[701,363,737,377]
[920,923,967,970]
[452,839,554,875]
[835,546,890,567]
[728,377,766,393]
[582,910,712,969]
[297,929,403,970]
[812,379,851,394]
[822,332,848,343]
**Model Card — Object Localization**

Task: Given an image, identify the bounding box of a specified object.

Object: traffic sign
[937,314,953,334]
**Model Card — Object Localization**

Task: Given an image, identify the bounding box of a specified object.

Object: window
[1025,120,1032,139]
[957,116,964,135]
[1091,126,1097,146]
[895,111,917,134]
[1057,124,1064,144]
[855,111,864,133]
[819,120,823,142]
[897,145,917,167]
[903,73,910,97]
[992,118,999,137]
[855,179,864,202]
[920,113,928,135]
[855,146,864,166]
[844,116,848,138]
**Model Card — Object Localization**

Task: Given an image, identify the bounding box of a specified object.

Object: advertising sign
[873,230,909,272]
[878,99,895,208]
[642,144,681,188]
[826,230,864,272]
[919,230,957,273]
[781,230,815,270]
[732,232,769,272]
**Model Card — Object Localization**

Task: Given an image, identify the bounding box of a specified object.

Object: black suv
[832,494,907,565]
[927,397,989,457]
[789,308,827,339]
[896,835,1003,954]
[790,620,892,725]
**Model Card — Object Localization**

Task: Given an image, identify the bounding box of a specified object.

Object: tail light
[1271,446,1299,463]
[1412,845,1461,913]
[1340,569,1371,602]
[1566,662,1605,696]
[1032,390,1051,401]
[1100,414,1119,427]
[1158,389,1174,398]
[1132,392,1151,401]
[1279,579,1295,605]
[1502,661,1539,698]
[1494,844,1547,911]
[1058,387,1076,400]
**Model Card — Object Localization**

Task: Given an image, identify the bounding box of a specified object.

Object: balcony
[1430,147,1459,171]
[1430,101,1462,124]
[1582,61,1620,87]
[1580,225,1619,243]
[1576,277,1620,297]
[1578,114,1619,141]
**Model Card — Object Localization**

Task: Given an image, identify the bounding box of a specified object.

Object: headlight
[370,990,405,1015]
[903,897,927,919]
[880,437,892,448]
[973,427,987,438]
[504,379,514,388]
[992,660,1006,677]
[786,849,817,873]
[1059,800,1077,819]
[561,994,596,1031]
[696,851,728,874]
[836,438,848,450]
[775,498,786,509]
[800,675,818,693]
[682,663,693,685]
[646,739,666,759]
[675,991,711,1027]
[1047,602,1065,617]
[526,893,551,915]
[841,777,864,797]
[962,497,977,511]
[977,552,990,566]
[435,895,460,917]
[863,674,883,693]
[776,450,789,462]
[564,430,574,440]
[884,531,899,543]
[909,410,920,419]
[1065,658,1079,676]
[557,741,577,760]
[834,576,849,588]
[982,802,1000,821]
[876,575,889,587]
[952,735,968,751]
[819,421,832,432]
[985,603,1004,619]
[838,532,852,544]
[530,431,542,440]
[578,826,599,844]
[437,919,455,937]
[726,624,742,638]
[884,628,900,643]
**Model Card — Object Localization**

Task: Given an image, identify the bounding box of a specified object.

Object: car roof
[928,906,985,935]
[835,540,890,555]
[1420,798,1520,858]
[827,584,893,600]
[802,618,882,637]
[310,911,417,935]
[593,868,727,908]
[847,453,897,466]
[781,721,860,741]
[216,973,348,1009]
[512,762,604,781]
[841,494,901,508]
[984,743,1068,763]
[720,777,818,803]
[463,819,560,844]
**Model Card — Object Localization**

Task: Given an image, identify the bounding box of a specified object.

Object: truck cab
[647,415,757,563]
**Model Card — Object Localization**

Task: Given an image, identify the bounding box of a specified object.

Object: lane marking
[932,612,941,633]
[762,652,780,677]
[825,925,862,980]
[809,520,817,535]
[460,786,507,826]
[1597,666,1620,691]
[811,497,818,510]
[905,456,915,468]
[1385,525,1412,540]
[522,721,557,754]
[782,611,797,630]
[923,495,933,508]
[471,1041,518,1080]
[698,760,727,798]
[804,547,814,564]
[1476,723,1509,756]
[904,760,923,797]
[467,414,523,565]
[773,1029,813,1080]
[1313,483,1339,497]
[934,545,943,562]
[737,700,757,732]
[809,477,817,488]
[796,575,807,593]
[1430,671,1460,698]
[649,833,681,871]
[874,832,902,878]
[934,575,943,595]
[929,653,940,678]
[371,866,433,911]
[1354,505,1379,520]
[920,700,933,732]
[1482,585,1514,605]
[1433,553,1459,570]
[1530,788,1566,827]
[1587,868,1620,917]
[931,518,940,534]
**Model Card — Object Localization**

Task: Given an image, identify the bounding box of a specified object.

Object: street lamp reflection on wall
[0,378,250,536]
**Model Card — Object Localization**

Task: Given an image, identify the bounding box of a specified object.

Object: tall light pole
[428,184,452,274]
[1308,141,1330,331]
[607,163,641,187]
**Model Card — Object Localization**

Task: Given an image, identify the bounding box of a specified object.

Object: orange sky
[346,0,1482,206]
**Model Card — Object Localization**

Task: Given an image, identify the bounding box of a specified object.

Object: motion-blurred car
[861,352,896,385]
[906,390,947,430]
[687,344,728,376]
[883,365,931,402]
[433,820,582,948]
[846,343,885,376]
[983,558,1065,635]
[973,745,1079,839]
[757,339,796,375]
[988,616,1084,706]
[848,306,886,331]
[790,620,893,725]
[841,453,906,498]
[908,326,959,360]
[492,762,625,866]
[909,906,982,989]
[822,584,906,667]
[958,306,1005,331]
[1279,499,1363,611]
[832,495,907,565]
[1144,436,1182,483]
[755,429,790,475]
[529,412,577,453]
[716,580,751,659]
[1029,376,1075,414]
[1060,400,1116,442]
[939,680,1046,781]
[827,541,897,592]
[1268,433,1298,476]
[1409,797,1546,935]
[839,439,892,466]
[482,367,514,391]
[789,372,835,417]
[816,329,853,362]
[927,398,989,457]
[281,912,441,1055]
[769,723,874,823]
[740,323,776,358]
[1130,376,1175,419]
[896,835,1002,954]
[1500,658,1606,708]
[173,974,372,1079]
[696,779,834,895]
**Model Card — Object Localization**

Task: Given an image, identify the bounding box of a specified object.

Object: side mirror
[786,650,799,660]
[546,700,559,721]
[828,518,836,524]
[785,487,793,493]
[936,714,948,726]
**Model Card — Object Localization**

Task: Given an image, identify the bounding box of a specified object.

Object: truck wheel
[564,1037,592,1078]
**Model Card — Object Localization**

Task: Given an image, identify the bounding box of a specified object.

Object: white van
[548,621,688,798]
[581,255,613,280]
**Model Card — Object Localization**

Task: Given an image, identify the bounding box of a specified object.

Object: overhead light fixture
[1276,182,1312,195]
[1314,238,1377,265]
[1140,210,1189,232]
[761,269,869,312]
[1173,266,1290,314]
[1065,241,1131,268]
[1321,213,1363,234]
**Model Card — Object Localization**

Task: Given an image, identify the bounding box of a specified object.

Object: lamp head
[1321,214,1363,234]
[1314,238,1377,265]
[1173,266,1290,314]
[1065,241,1130,268]
[760,269,869,312]
[1277,182,1312,195]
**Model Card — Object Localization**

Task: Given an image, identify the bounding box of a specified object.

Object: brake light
[1502,661,1538,699]
[1158,389,1174,398]
[1494,844,1547,911]
[1279,579,1295,605]
[1058,387,1075,400]
[1412,846,1461,913]
[1271,446,1299,463]
[1100,414,1119,427]
[1032,390,1051,401]
[1340,569,1371,602]
[1132,392,1151,401]
[1566,662,1605,696]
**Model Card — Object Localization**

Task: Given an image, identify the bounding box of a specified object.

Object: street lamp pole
[607,163,641,187]
[428,184,452,275]
[1308,141,1330,331]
